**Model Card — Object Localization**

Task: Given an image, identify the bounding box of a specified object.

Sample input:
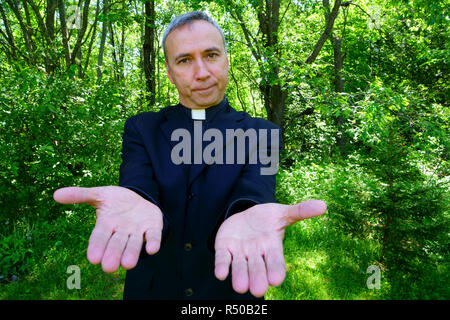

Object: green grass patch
[266,217,384,300]
[1,161,447,299]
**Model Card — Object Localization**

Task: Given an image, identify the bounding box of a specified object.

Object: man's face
[164,20,229,109]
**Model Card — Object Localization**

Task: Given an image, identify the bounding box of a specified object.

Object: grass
[1,161,447,300]
[0,207,126,300]
[1,209,446,300]
[266,217,385,300]
[1,209,385,300]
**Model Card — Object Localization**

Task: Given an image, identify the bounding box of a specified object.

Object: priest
[53,11,327,300]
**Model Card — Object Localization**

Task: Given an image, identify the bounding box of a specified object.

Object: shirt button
[184,288,193,296]
[188,192,195,200]
[184,243,192,251]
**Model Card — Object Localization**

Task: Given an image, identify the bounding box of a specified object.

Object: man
[53,11,327,299]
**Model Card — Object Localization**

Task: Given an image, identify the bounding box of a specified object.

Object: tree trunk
[119,16,126,80]
[137,0,144,106]
[143,0,156,105]
[256,0,287,128]
[26,0,51,45]
[323,0,348,156]
[6,0,32,54]
[380,215,392,264]
[97,0,109,83]
[109,21,119,81]
[331,34,346,155]
[58,0,71,67]
[45,0,58,72]
[263,83,287,129]
[69,0,91,68]
[45,0,57,41]
[0,3,18,60]
[83,0,101,76]
[306,0,342,64]
[22,0,35,51]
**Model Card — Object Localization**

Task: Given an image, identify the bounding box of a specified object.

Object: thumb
[53,187,101,206]
[284,200,327,225]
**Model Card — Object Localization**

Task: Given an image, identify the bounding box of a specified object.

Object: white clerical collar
[191,109,206,120]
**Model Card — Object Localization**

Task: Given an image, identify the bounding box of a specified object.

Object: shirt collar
[179,97,228,122]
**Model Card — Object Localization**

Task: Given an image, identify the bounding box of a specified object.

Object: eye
[178,57,190,64]
[207,52,219,59]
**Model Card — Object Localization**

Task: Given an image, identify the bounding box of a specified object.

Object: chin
[194,98,221,108]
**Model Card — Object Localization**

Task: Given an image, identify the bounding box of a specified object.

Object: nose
[193,58,210,81]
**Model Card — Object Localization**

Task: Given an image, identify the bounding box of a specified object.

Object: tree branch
[224,0,262,64]
[69,0,91,66]
[279,0,292,26]
[0,3,18,58]
[26,0,51,44]
[305,0,342,64]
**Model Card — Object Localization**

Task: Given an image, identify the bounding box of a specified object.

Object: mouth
[193,85,215,93]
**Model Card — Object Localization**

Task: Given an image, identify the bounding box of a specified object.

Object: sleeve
[223,123,282,219]
[119,116,169,237]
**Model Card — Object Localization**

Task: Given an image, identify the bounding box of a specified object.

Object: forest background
[0,0,448,299]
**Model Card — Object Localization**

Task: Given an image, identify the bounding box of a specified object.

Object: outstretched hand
[53,186,163,273]
[214,200,327,297]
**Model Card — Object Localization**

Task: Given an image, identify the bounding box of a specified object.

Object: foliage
[0,0,448,299]
[0,67,138,285]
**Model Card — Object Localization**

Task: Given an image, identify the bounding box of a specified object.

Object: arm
[223,123,281,219]
[214,124,327,297]
[53,116,166,273]
[53,186,163,273]
[215,200,327,297]
[119,116,170,237]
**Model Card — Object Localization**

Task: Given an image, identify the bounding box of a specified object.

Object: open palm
[214,200,327,297]
[53,186,163,273]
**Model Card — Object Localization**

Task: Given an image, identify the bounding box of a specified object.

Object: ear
[165,60,175,84]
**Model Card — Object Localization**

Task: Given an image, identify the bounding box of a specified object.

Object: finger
[215,248,232,280]
[101,231,128,273]
[231,254,249,294]
[286,200,327,225]
[265,246,286,287]
[248,254,268,297]
[121,234,143,270]
[145,228,162,255]
[53,187,101,206]
[87,223,113,265]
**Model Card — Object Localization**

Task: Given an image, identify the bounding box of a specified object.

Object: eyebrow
[174,47,222,62]
[204,46,222,53]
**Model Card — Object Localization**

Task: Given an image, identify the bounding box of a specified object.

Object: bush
[0,68,136,282]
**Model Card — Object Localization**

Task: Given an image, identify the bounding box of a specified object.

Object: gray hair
[162,11,227,61]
